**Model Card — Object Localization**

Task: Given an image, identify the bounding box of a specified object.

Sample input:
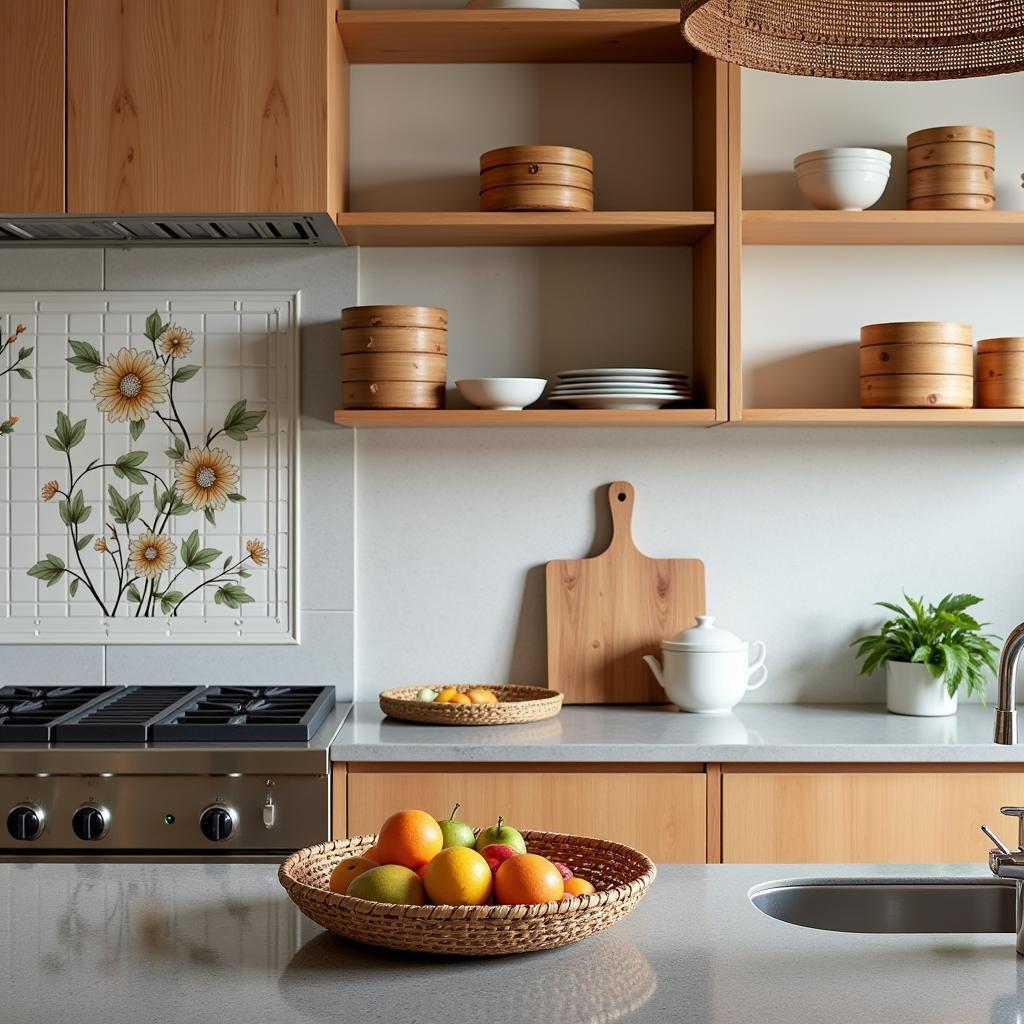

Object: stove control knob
[71,805,110,841]
[200,805,237,842]
[7,804,44,841]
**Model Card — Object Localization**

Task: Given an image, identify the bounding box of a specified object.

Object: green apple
[474,815,526,855]
[416,688,438,702]
[437,803,476,849]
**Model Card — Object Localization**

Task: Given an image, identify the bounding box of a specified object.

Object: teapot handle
[746,641,768,691]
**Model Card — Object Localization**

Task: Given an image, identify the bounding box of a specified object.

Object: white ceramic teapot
[643,615,767,714]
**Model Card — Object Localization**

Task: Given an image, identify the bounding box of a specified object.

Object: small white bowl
[794,147,891,167]
[794,165,890,211]
[456,377,547,411]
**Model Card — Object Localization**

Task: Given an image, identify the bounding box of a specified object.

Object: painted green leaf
[15,367,31,379]
[69,490,91,525]
[58,500,71,526]
[126,583,142,603]
[227,493,245,503]
[223,555,232,570]
[27,554,65,587]
[204,507,216,526]
[145,311,164,342]
[172,364,200,383]
[76,533,94,552]
[238,569,251,579]
[180,529,200,566]
[168,492,191,516]
[129,419,145,441]
[222,399,266,442]
[66,339,103,373]
[113,450,149,485]
[214,581,254,610]
[190,547,222,571]
[69,578,80,598]
[160,591,184,615]
[45,434,65,452]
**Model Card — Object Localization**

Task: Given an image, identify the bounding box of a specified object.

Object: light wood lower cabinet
[344,764,707,863]
[723,767,1024,864]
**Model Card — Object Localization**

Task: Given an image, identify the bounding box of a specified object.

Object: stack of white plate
[548,368,692,409]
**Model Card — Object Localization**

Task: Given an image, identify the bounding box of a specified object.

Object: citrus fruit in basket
[328,856,376,894]
[494,853,565,905]
[423,847,493,906]
[475,816,526,855]
[347,864,425,905]
[376,809,444,868]
[437,803,476,849]
[563,877,596,897]
[435,687,458,703]
[362,845,381,864]
[449,692,472,704]
[467,687,498,704]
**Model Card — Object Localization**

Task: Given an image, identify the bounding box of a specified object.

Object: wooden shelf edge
[734,408,1024,426]
[743,210,1024,246]
[335,9,693,64]
[333,408,719,428]
[337,212,715,247]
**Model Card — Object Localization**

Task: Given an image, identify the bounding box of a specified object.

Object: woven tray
[379,684,563,726]
[279,831,655,956]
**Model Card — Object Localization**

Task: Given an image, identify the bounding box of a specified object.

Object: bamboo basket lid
[907,125,995,148]
[906,140,995,170]
[860,321,973,346]
[979,337,1024,354]
[341,305,448,330]
[480,146,594,172]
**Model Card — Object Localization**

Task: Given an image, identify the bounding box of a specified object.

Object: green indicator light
[164,814,175,825]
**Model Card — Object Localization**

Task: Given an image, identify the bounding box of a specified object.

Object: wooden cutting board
[546,481,706,704]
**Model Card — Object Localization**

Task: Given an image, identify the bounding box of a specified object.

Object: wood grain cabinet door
[723,768,1024,864]
[347,766,707,864]
[0,0,64,212]
[67,0,343,214]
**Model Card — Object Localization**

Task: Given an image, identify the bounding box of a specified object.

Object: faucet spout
[994,621,1024,744]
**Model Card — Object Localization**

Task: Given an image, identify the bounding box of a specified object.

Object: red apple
[479,844,518,873]
[554,861,574,881]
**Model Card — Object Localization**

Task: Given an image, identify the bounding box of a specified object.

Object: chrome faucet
[982,808,1024,954]
[994,622,1024,744]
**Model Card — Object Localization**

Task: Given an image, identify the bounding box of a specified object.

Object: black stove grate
[53,685,205,743]
[0,686,111,742]
[150,685,336,742]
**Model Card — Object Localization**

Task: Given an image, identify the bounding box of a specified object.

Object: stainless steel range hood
[0,212,344,246]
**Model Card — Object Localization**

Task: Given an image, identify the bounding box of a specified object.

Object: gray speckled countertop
[5,860,1024,1024]
[331,702,1022,763]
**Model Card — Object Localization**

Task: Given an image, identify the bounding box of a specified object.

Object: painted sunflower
[92,347,169,423]
[128,532,176,579]
[174,446,239,511]
[246,539,269,566]
[158,325,194,359]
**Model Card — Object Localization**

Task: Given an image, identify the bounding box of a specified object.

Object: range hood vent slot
[0,213,341,246]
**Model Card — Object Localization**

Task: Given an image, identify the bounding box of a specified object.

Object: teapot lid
[663,615,748,653]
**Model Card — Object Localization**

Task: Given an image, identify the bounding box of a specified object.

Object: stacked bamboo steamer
[340,305,448,409]
[480,146,594,212]
[906,126,995,211]
[977,338,1024,407]
[859,322,974,409]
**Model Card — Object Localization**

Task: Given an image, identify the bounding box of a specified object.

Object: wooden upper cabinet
[67,0,346,215]
[0,0,65,213]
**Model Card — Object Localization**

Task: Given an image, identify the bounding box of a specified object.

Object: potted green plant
[852,593,1001,717]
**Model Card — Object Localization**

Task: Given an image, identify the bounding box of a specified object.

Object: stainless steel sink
[750,879,1017,934]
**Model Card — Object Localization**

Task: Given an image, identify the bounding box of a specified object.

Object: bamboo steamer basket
[977,338,1024,407]
[341,305,448,330]
[906,141,995,171]
[906,126,995,211]
[341,352,448,383]
[859,373,973,408]
[859,342,973,377]
[340,326,447,356]
[907,125,995,148]
[479,145,594,212]
[860,321,972,346]
[279,831,656,956]
[908,193,995,211]
[342,381,445,410]
[907,164,994,199]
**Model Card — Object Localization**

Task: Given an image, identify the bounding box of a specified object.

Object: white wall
[352,63,1024,704]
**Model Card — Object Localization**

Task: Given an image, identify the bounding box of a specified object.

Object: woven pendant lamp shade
[681,1,1024,80]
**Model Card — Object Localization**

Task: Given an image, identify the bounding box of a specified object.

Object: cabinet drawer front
[724,771,1024,864]
[348,769,706,864]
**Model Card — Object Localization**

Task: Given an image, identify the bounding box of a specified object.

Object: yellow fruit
[328,856,376,894]
[449,692,472,705]
[347,864,425,905]
[423,847,493,906]
[435,687,458,703]
[563,877,596,897]
[467,688,498,705]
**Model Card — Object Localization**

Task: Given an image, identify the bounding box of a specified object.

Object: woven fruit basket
[379,684,563,726]
[279,831,655,956]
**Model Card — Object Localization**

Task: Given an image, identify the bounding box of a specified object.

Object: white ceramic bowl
[456,377,547,411]
[794,147,891,167]
[795,164,890,211]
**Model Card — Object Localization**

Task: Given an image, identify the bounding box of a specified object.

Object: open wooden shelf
[334,408,718,428]
[335,9,693,64]
[337,212,715,247]
[743,210,1024,246]
[735,408,1024,427]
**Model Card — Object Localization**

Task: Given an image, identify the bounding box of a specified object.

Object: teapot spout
[642,654,664,687]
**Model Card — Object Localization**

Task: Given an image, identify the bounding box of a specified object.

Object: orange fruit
[449,692,472,705]
[423,847,493,906]
[494,853,565,905]
[467,688,498,705]
[435,687,458,703]
[362,845,381,864]
[329,856,376,894]
[375,809,444,869]
[563,877,595,897]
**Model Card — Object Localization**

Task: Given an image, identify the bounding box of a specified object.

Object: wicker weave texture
[379,685,563,726]
[681,1,1024,81]
[279,831,656,956]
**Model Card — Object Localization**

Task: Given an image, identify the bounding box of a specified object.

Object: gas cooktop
[0,684,335,744]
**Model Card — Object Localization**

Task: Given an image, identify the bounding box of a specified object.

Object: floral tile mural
[0,293,297,643]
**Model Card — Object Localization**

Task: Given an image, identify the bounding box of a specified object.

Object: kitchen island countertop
[331,701,1021,762]
[5,859,1024,1024]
